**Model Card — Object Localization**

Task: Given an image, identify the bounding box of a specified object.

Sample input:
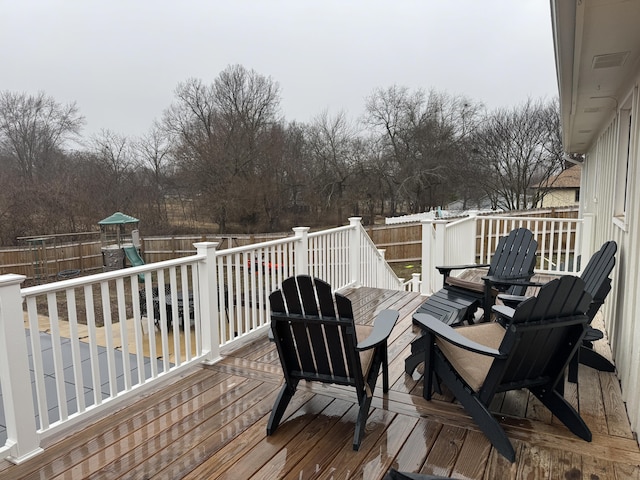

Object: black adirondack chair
[415,275,592,462]
[267,275,399,450]
[406,228,538,376]
[438,227,538,322]
[500,240,617,382]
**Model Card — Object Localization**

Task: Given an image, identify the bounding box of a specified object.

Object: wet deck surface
[1,284,638,479]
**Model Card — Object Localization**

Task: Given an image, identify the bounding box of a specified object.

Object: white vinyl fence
[419,213,590,294]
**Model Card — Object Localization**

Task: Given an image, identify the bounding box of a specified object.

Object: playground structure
[98,212,142,271]
[123,246,145,267]
[99,212,195,329]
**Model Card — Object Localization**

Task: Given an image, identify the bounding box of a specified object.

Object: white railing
[476,215,583,272]
[214,235,297,347]
[308,225,352,288]
[420,214,478,294]
[0,217,401,463]
[420,213,588,294]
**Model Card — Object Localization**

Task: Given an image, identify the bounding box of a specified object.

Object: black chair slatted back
[483,276,591,395]
[579,241,617,321]
[270,275,360,386]
[488,228,538,296]
[489,228,537,276]
[510,274,591,321]
[580,241,616,296]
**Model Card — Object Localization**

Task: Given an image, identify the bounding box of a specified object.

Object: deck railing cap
[0,274,26,287]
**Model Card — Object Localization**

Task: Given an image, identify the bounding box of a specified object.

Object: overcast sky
[1,0,558,139]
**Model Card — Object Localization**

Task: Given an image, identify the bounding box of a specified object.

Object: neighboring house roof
[533,166,581,190]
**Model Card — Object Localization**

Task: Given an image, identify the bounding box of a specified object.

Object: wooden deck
[0,286,638,479]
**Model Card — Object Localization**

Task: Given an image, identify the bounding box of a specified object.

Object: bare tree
[0,91,84,182]
[363,87,480,213]
[164,66,282,232]
[473,98,563,210]
[136,122,172,226]
[213,64,281,175]
[306,110,360,222]
[89,129,137,214]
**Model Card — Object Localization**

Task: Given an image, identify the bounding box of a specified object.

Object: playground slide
[124,246,145,267]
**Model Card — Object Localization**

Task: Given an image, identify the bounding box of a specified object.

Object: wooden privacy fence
[367,223,422,264]
[1,233,104,282]
[0,233,292,282]
[141,234,285,263]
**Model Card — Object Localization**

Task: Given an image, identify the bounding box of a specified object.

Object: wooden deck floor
[1,286,638,479]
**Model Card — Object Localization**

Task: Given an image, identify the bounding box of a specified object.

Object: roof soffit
[553,0,640,154]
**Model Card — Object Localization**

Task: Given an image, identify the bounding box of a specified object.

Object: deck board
[1,286,638,479]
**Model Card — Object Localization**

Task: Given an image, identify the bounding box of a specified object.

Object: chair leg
[422,331,435,400]
[405,350,423,376]
[266,383,297,435]
[435,356,516,462]
[531,386,592,442]
[569,345,616,383]
[555,375,565,397]
[405,333,429,375]
[568,350,579,384]
[465,304,479,325]
[353,393,373,450]
[410,332,429,353]
[481,286,493,323]
[578,345,615,372]
[382,342,390,392]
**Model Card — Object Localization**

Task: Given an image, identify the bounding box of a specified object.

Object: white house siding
[582,82,640,432]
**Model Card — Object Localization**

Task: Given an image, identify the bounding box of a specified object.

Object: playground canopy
[98,212,139,225]
[98,212,139,250]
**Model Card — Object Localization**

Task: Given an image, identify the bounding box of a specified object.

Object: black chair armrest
[436,263,490,277]
[481,275,544,291]
[357,309,399,350]
[413,313,505,357]
[491,305,516,324]
[497,293,528,309]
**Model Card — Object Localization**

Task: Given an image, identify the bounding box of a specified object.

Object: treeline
[0,65,564,246]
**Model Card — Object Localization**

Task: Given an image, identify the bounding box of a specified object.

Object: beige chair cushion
[445,276,499,297]
[436,322,506,391]
[445,276,484,293]
[356,324,375,378]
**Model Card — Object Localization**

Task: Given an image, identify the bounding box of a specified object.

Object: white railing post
[421,219,435,295]
[420,219,448,295]
[466,210,479,265]
[194,242,221,364]
[349,217,362,287]
[0,274,43,463]
[411,273,421,292]
[579,213,595,272]
[293,226,310,276]
[377,249,386,288]
[433,219,447,292]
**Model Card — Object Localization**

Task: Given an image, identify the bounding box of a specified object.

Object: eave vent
[592,51,629,69]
